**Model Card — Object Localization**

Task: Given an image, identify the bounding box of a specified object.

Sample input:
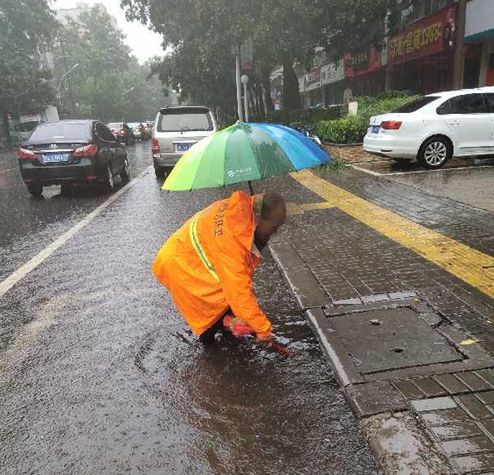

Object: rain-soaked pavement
[0,144,378,474]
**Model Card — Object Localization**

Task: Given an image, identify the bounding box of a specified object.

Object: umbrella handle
[248,180,254,196]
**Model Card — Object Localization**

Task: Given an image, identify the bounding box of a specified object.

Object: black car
[17,120,130,197]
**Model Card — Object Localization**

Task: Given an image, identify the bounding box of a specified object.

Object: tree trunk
[282,58,301,111]
[452,0,467,89]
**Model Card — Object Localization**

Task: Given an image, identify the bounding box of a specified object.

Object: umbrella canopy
[162,122,331,191]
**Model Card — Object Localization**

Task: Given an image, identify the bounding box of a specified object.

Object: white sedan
[363,86,494,169]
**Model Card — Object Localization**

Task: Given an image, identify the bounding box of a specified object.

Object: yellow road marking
[291,170,494,298]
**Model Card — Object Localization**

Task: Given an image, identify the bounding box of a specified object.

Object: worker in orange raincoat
[152,191,286,345]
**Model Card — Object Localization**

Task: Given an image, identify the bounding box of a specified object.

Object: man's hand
[257,335,292,357]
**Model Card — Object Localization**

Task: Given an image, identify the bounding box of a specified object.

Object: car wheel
[417,136,452,169]
[120,157,130,183]
[27,183,43,197]
[154,166,165,179]
[102,165,115,192]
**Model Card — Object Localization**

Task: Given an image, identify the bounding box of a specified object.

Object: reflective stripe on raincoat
[152,191,272,338]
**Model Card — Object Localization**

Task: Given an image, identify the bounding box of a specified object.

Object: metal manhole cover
[330,307,462,374]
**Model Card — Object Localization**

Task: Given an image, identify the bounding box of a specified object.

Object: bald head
[254,193,286,251]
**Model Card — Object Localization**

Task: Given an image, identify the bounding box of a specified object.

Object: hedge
[316,93,417,144]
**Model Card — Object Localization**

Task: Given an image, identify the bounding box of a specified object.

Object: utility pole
[452,0,467,90]
[241,75,249,122]
[235,44,244,122]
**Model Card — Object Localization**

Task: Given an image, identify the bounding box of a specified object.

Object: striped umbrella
[162,122,331,191]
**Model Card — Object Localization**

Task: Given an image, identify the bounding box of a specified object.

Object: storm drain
[329,307,462,373]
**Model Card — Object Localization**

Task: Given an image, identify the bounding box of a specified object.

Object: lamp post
[241,74,249,122]
[57,63,80,99]
[57,63,79,116]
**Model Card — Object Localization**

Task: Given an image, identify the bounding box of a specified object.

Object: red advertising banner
[344,46,382,79]
[388,5,457,65]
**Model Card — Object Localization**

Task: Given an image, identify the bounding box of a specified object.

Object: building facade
[273,0,492,110]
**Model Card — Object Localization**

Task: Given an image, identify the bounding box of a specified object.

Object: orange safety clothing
[152,191,272,339]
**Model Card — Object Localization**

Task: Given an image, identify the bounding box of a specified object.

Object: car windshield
[28,123,92,143]
[158,109,213,132]
[108,123,123,129]
[393,96,439,113]
[128,123,141,128]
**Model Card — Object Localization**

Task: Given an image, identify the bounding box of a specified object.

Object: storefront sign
[344,46,382,78]
[320,60,344,85]
[304,67,321,92]
[388,5,457,65]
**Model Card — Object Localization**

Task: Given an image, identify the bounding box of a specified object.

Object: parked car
[363,86,494,169]
[128,122,145,141]
[107,122,135,145]
[17,120,130,197]
[152,106,218,177]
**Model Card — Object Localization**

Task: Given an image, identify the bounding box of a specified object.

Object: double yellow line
[291,170,494,299]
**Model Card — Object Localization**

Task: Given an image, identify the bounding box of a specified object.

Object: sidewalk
[265,167,494,474]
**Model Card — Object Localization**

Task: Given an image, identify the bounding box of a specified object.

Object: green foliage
[122,0,326,116]
[54,8,167,122]
[316,115,368,144]
[356,92,416,118]
[315,93,416,144]
[0,0,58,118]
[265,106,345,126]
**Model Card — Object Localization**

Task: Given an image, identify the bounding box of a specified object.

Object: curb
[269,242,455,474]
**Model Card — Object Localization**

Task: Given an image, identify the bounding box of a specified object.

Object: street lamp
[241,74,249,122]
[57,63,80,99]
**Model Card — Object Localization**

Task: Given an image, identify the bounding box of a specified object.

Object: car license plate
[176,143,191,152]
[42,153,70,163]
[371,125,380,134]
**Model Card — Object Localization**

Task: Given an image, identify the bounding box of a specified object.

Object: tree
[121,0,325,116]
[54,7,167,122]
[0,0,58,144]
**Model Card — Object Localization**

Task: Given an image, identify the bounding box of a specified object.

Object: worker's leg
[198,309,231,345]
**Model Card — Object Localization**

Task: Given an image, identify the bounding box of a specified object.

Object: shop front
[320,60,345,106]
[343,46,384,97]
[388,3,457,94]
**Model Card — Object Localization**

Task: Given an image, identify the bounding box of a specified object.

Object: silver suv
[152,106,218,177]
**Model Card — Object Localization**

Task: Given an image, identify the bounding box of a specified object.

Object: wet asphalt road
[0,144,378,474]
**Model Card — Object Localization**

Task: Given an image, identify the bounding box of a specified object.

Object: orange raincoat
[152,191,272,339]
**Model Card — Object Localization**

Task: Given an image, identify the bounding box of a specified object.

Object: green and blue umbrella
[163,122,331,191]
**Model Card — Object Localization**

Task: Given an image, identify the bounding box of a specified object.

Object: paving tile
[420,408,470,426]
[345,381,407,417]
[430,421,483,440]
[455,394,494,420]
[434,373,471,395]
[413,377,448,397]
[392,379,424,400]
[441,436,494,457]
[479,419,494,439]
[411,396,457,412]
[455,372,493,391]
[478,369,494,386]
[478,391,494,405]
[453,452,494,473]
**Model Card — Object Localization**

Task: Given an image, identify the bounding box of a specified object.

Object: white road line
[351,164,494,177]
[350,165,382,176]
[0,166,151,300]
[0,168,15,175]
